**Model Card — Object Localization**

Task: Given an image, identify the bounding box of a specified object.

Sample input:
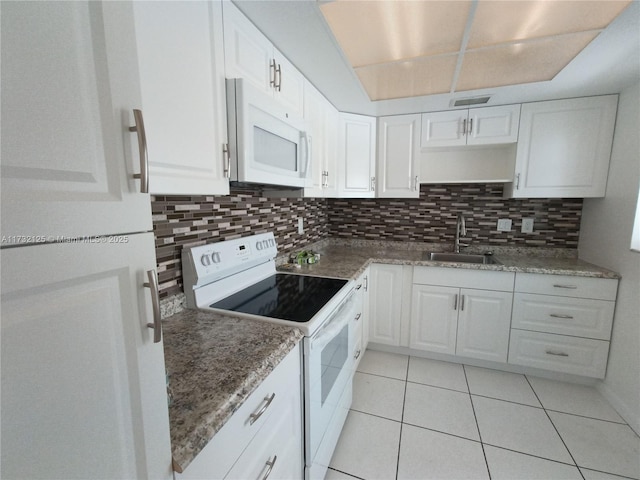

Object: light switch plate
[522,218,534,233]
[497,219,512,232]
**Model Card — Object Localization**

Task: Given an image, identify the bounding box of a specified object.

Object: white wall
[579,82,640,434]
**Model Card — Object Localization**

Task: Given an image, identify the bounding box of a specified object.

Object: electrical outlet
[497,219,512,232]
[521,218,534,233]
[298,217,304,234]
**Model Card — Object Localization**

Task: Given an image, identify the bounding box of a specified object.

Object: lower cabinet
[369,264,412,347]
[410,268,514,362]
[176,343,303,480]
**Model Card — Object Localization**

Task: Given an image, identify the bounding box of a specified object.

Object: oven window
[254,126,297,172]
[320,323,349,405]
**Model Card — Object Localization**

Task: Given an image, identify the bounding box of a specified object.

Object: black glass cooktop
[210,274,348,323]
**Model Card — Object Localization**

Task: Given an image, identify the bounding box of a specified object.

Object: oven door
[304,289,356,479]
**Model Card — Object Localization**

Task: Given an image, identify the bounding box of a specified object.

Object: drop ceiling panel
[319,0,471,67]
[356,55,458,101]
[456,32,599,92]
[468,0,632,49]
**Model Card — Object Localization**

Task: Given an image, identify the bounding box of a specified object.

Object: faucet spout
[455,214,469,253]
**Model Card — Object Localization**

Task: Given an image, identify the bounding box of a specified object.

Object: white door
[377,114,421,198]
[338,113,376,198]
[324,106,340,197]
[420,110,467,147]
[133,0,229,195]
[304,83,328,197]
[1,1,152,240]
[274,50,305,117]
[467,105,520,145]
[369,264,403,346]
[1,233,172,480]
[456,289,513,362]
[510,95,617,198]
[410,285,459,354]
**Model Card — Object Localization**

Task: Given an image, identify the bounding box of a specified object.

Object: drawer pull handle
[453,294,458,310]
[546,349,569,357]
[354,349,361,360]
[553,284,578,289]
[262,455,277,480]
[249,393,275,425]
[550,314,574,319]
[355,313,362,321]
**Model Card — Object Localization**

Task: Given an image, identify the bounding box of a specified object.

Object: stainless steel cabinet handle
[222,143,231,178]
[129,109,149,193]
[275,64,282,92]
[414,175,419,191]
[550,313,574,319]
[546,350,569,357]
[469,118,473,134]
[262,455,277,480]
[453,294,458,310]
[249,393,275,425]
[371,176,376,191]
[460,294,465,311]
[462,118,467,135]
[144,269,161,343]
[269,59,277,88]
[364,276,368,292]
[553,284,578,289]
[515,173,520,190]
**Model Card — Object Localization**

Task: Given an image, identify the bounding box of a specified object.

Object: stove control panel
[182,232,278,289]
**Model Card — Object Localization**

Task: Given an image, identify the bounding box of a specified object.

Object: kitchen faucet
[455,214,469,253]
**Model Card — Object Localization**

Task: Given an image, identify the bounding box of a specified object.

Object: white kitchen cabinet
[421,105,520,148]
[411,267,514,362]
[133,1,229,195]
[506,95,617,198]
[0,1,152,240]
[223,2,304,116]
[304,81,339,197]
[369,264,407,346]
[337,113,377,198]
[377,114,421,198]
[177,344,303,480]
[509,273,618,378]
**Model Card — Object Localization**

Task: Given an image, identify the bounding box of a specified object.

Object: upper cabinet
[337,113,377,198]
[133,1,229,195]
[421,105,521,148]
[377,115,421,198]
[304,82,339,198]
[223,2,304,116]
[506,95,617,198]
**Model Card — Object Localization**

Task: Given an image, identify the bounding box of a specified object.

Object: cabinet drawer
[512,293,615,340]
[515,273,618,300]
[225,376,302,480]
[508,329,609,378]
[413,266,514,291]
[178,344,301,479]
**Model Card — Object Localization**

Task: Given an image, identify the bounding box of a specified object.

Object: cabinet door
[1,1,152,240]
[369,264,403,346]
[467,105,520,145]
[222,1,272,96]
[456,289,513,362]
[338,113,376,198]
[1,233,172,480]
[274,50,305,117]
[420,110,467,147]
[377,114,421,198]
[510,95,617,198]
[303,83,327,197]
[410,285,459,354]
[324,106,340,197]
[134,1,229,195]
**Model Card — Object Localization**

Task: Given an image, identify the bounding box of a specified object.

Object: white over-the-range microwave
[226,78,311,189]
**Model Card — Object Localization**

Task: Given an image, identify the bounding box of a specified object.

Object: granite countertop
[162,309,303,473]
[278,243,620,280]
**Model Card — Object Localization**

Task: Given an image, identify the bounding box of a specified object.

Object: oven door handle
[311,289,355,350]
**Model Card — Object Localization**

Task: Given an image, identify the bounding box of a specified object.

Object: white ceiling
[232,0,640,116]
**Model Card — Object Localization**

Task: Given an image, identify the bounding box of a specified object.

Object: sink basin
[423,252,501,265]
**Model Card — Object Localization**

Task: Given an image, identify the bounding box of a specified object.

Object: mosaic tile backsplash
[152,184,582,298]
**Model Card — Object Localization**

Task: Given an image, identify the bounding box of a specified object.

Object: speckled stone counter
[161,309,303,472]
[277,242,620,280]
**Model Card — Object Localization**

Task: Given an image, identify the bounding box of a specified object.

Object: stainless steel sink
[423,252,501,265]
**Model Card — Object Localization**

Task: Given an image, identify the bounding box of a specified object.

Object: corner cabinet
[222,1,304,116]
[377,114,422,198]
[369,264,412,347]
[337,113,377,198]
[133,0,230,195]
[421,105,520,148]
[506,95,617,198]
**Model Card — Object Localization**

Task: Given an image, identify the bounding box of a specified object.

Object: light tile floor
[327,350,640,480]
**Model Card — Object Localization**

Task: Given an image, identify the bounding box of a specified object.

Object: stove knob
[256,241,263,251]
[212,252,221,263]
[200,254,211,266]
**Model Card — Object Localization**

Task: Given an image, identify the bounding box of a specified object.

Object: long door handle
[129,109,149,193]
[144,269,161,343]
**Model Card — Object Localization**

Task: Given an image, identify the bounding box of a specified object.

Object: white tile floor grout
[327,350,640,480]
